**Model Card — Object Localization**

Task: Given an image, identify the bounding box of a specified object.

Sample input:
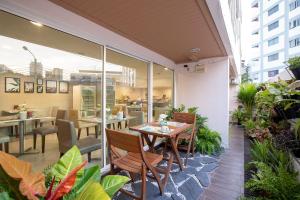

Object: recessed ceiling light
[1,45,12,50]
[164,67,168,71]
[30,21,43,27]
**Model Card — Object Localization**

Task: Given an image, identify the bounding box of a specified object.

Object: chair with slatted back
[106,128,173,200]
[173,112,196,166]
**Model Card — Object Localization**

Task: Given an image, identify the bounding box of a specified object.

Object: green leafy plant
[0,146,130,200]
[166,104,185,120]
[231,107,247,125]
[0,151,46,200]
[288,56,300,70]
[243,119,256,133]
[196,126,222,155]
[186,106,208,130]
[250,140,292,172]
[246,162,300,200]
[237,83,257,116]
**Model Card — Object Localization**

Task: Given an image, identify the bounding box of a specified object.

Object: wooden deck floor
[200,125,244,200]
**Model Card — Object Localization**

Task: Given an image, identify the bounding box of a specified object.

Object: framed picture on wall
[37,85,43,93]
[46,80,57,93]
[5,77,20,93]
[37,79,43,85]
[59,81,69,93]
[24,82,34,93]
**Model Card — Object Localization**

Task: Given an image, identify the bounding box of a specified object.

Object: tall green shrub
[238,83,257,116]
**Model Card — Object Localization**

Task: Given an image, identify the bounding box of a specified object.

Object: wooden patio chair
[173,112,196,166]
[106,128,173,200]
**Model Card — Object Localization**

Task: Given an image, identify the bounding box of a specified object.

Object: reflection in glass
[0,10,103,170]
[106,49,148,127]
[153,63,174,120]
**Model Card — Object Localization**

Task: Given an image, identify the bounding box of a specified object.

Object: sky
[0,35,124,80]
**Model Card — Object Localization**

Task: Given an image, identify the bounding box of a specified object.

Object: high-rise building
[29,61,43,78]
[45,68,63,80]
[248,0,300,82]
[0,64,9,73]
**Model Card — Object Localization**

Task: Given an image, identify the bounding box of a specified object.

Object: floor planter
[291,68,300,80]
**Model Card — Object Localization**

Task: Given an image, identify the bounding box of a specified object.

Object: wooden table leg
[142,134,157,152]
[170,137,184,171]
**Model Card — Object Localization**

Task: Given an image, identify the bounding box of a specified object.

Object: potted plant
[18,104,27,120]
[288,56,300,80]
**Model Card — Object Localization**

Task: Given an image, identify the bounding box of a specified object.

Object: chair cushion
[77,136,101,154]
[33,126,58,135]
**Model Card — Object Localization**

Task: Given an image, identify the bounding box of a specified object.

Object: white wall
[175,58,230,148]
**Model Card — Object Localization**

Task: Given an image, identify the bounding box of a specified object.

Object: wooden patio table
[130,121,192,171]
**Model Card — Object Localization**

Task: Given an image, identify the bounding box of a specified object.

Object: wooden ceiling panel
[50,0,226,63]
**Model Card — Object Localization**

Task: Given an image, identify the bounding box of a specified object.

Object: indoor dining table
[130,121,192,171]
[0,116,55,156]
[80,115,136,131]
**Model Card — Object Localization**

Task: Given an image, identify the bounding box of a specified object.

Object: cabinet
[73,85,96,117]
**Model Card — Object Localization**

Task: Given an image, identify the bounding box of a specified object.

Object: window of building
[289,17,300,29]
[268,37,279,46]
[268,5,279,16]
[268,21,279,31]
[252,73,259,81]
[268,70,279,77]
[268,53,279,61]
[289,37,300,48]
[290,0,300,11]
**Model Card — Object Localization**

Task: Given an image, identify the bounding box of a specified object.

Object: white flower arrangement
[18,104,27,112]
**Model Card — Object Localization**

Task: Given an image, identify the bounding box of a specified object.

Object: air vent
[194,64,206,73]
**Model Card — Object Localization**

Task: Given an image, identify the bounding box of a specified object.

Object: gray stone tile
[199,163,218,173]
[201,157,218,164]
[186,159,203,168]
[171,193,184,200]
[196,172,210,187]
[178,177,203,200]
[171,171,190,185]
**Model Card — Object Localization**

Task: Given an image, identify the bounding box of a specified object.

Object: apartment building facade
[249,0,300,82]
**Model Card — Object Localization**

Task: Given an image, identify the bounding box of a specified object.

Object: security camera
[184,64,189,71]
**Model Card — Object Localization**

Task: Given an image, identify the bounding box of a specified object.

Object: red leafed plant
[45,160,87,200]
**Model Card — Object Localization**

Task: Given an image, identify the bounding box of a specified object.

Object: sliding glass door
[0,9,175,170]
[0,10,104,170]
[152,63,174,120]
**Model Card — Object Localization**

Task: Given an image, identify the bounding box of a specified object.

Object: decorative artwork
[59,81,69,93]
[37,85,43,93]
[5,77,20,93]
[46,80,57,93]
[24,82,34,93]
[37,79,43,85]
